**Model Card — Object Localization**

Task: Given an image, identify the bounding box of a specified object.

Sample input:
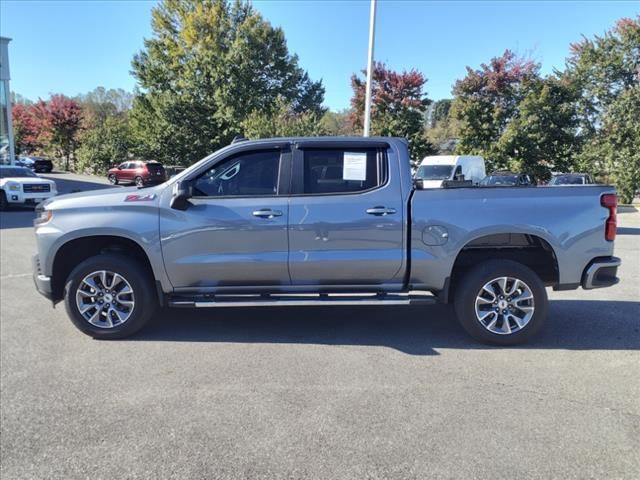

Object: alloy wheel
[474,276,535,335]
[75,270,135,328]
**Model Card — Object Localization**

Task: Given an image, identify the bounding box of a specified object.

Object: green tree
[426,99,459,154]
[76,115,132,175]
[350,62,434,161]
[77,87,134,121]
[566,17,640,201]
[498,76,580,180]
[451,50,540,171]
[428,99,452,129]
[579,85,640,204]
[130,0,325,166]
[243,98,328,138]
[567,17,640,135]
[320,109,356,136]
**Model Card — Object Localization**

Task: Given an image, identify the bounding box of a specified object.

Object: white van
[415,155,486,188]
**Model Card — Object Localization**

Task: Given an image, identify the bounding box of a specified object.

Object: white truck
[415,155,486,188]
[0,166,57,210]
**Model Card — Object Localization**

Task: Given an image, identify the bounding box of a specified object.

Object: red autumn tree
[350,62,434,159]
[12,103,44,155]
[43,95,83,171]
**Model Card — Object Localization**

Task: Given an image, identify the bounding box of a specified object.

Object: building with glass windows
[0,36,15,165]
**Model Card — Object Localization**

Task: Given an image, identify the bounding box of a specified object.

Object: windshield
[481,175,518,186]
[416,165,454,180]
[549,175,584,185]
[0,168,38,178]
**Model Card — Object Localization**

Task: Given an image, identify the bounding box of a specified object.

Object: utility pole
[363,0,376,137]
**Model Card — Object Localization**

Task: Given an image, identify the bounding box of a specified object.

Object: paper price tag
[343,152,367,181]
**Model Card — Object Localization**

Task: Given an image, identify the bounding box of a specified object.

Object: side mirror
[170,180,193,210]
[454,173,465,181]
[413,178,424,190]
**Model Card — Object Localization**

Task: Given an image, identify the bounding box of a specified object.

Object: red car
[108,160,167,187]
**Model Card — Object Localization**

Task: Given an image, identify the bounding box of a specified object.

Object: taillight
[601,193,617,241]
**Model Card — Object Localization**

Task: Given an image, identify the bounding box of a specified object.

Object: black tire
[453,259,548,345]
[135,176,144,188]
[0,190,8,211]
[64,254,157,339]
[108,174,118,185]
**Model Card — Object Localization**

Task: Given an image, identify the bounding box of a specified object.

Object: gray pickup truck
[32,137,621,345]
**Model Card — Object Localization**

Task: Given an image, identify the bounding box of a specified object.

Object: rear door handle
[252,209,283,219]
[366,206,397,216]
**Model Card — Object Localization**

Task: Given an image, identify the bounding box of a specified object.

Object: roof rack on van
[231,135,248,144]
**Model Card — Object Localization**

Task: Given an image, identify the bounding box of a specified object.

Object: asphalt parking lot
[1,172,639,479]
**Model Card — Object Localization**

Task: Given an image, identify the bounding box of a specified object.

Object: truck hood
[42,183,168,210]
[0,177,56,187]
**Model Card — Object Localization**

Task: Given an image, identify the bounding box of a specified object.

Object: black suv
[18,156,54,173]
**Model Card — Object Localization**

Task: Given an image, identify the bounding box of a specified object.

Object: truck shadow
[131,300,640,355]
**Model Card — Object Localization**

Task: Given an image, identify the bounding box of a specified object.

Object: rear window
[416,165,453,180]
[302,149,383,194]
[550,175,585,185]
[146,163,165,173]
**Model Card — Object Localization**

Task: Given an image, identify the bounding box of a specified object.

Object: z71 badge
[124,194,156,202]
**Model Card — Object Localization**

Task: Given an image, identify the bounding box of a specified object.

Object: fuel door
[422,225,449,246]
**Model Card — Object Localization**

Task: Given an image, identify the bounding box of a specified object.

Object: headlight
[8,183,20,191]
[34,208,53,225]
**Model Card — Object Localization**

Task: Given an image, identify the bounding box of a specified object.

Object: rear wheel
[64,254,156,339]
[454,260,548,345]
[108,174,118,185]
[135,176,144,188]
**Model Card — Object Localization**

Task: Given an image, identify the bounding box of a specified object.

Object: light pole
[363,0,376,137]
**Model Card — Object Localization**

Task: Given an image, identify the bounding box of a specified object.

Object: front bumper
[32,254,54,301]
[582,256,621,289]
[7,191,56,205]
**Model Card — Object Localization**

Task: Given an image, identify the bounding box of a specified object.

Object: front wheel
[454,260,548,345]
[108,174,118,185]
[64,254,156,339]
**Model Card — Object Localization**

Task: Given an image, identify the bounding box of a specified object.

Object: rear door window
[300,148,384,195]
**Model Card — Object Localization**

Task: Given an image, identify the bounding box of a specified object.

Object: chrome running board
[168,293,437,308]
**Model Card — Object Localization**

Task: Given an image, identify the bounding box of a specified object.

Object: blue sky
[1,0,637,110]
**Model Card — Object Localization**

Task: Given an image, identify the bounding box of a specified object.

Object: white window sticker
[343,152,367,181]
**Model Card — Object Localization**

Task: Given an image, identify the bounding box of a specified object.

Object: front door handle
[252,209,283,219]
[366,206,397,216]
